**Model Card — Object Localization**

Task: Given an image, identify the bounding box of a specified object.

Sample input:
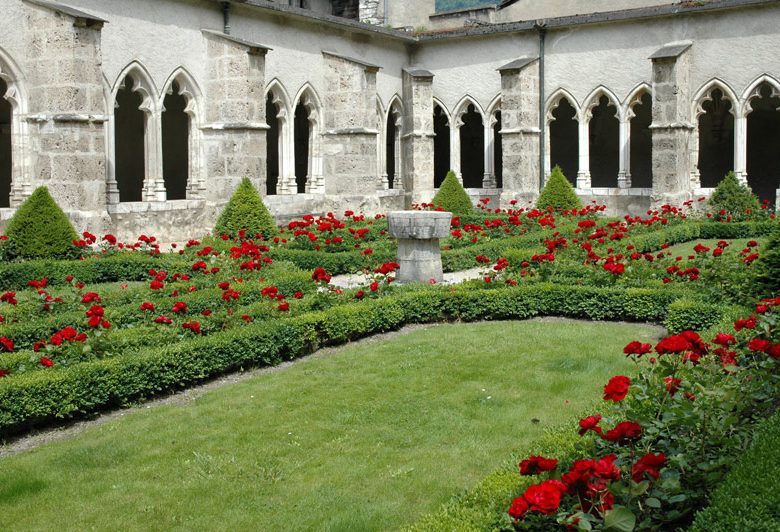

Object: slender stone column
[401,68,435,203]
[497,57,540,206]
[618,118,630,188]
[482,120,496,188]
[650,41,695,206]
[577,119,591,189]
[201,30,269,202]
[23,0,110,232]
[734,115,748,186]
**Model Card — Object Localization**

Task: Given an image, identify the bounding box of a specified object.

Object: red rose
[748,338,772,353]
[769,344,780,359]
[0,336,13,353]
[713,333,736,346]
[623,341,652,356]
[593,454,620,480]
[603,375,631,402]
[519,455,559,475]
[578,414,602,436]
[632,452,667,482]
[523,480,567,514]
[604,421,642,445]
[508,496,529,520]
[278,302,290,312]
[664,376,681,396]
[139,302,155,312]
[39,357,54,368]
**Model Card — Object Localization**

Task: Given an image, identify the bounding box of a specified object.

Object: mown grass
[0,319,661,531]
[662,237,766,257]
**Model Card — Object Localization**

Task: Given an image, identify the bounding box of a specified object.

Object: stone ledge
[201,122,270,131]
[322,50,381,73]
[201,29,272,55]
[107,199,206,214]
[24,0,107,28]
[576,187,652,196]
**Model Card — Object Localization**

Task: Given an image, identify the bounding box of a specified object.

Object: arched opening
[266,92,280,195]
[698,89,734,188]
[386,108,400,189]
[493,110,503,189]
[115,74,146,202]
[0,78,11,208]
[433,104,450,188]
[161,80,188,200]
[460,104,484,188]
[294,103,310,194]
[630,92,652,188]
[746,83,780,204]
[588,95,619,187]
[549,98,578,185]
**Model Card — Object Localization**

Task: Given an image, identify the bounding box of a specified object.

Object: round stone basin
[387,211,452,240]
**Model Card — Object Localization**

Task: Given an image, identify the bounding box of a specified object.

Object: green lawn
[662,237,766,258]
[0,319,661,531]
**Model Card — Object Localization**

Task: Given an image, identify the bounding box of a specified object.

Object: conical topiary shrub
[431,170,473,215]
[214,177,277,239]
[1,186,80,260]
[708,171,761,221]
[754,223,780,297]
[536,165,582,211]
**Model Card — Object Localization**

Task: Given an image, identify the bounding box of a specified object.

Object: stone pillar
[401,68,435,204]
[387,210,451,284]
[734,115,748,186]
[359,0,383,24]
[23,1,110,232]
[577,119,591,189]
[650,41,695,206]
[201,30,269,202]
[497,58,540,206]
[618,118,630,188]
[321,51,380,198]
[482,120,495,188]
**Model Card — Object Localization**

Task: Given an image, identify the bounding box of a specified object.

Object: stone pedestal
[388,210,451,283]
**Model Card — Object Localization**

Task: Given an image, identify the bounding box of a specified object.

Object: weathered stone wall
[498,58,540,206]
[321,53,379,197]
[202,31,267,203]
[23,2,109,232]
[401,69,435,203]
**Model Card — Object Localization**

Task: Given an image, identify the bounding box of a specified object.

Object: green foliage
[1,187,80,260]
[536,166,582,212]
[708,171,761,221]
[690,410,780,532]
[663,298,725,334]
[754,222,780,297]
[431,171,473,215]
[213,178,277,239]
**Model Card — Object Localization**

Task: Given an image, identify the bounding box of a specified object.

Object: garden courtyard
[0,173,779,530]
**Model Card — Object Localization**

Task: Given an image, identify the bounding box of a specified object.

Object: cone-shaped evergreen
[754,223,780,297]
[2,187,80,260]
[431,170,473,214]
[536,165,582,211]
[214,178,277,238]
[708,171,760,221]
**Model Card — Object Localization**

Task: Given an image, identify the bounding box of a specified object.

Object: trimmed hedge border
[688,409,780,532]
[0,283,690,436]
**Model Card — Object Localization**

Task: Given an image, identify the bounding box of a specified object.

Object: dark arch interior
[630,92,653,188]
[549,98,578,185]
[747,83,780,204]
[266,93,280,195]
[115,74,146,202]
[386,111,397,189]
[698,88,734,188]
[433,104,450,188]
[493,111,502,189]
[0,78,11,208]
[294,103,310,194]
[460,104,484,188]
[161,80,189,201]
[588,95,619,187]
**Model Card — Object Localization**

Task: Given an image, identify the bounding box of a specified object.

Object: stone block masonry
[401,68,435,204]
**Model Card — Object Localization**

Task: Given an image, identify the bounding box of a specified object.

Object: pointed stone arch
[582,86,620,187]
[692,78,738,189]
[452,95,486,188]
[265,78,293,194]
[110,61,163,203]
[292,83,323,193]
[160,67,204,200]
[432,98,451,188]
[742,74,780,205]
[486,94,502,188]
[583,86,622,123]
[0,45,29,208]
[385,94,404,190]
[545,88,580,186]
[622,83,652,188]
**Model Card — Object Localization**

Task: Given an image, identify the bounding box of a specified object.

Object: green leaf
[604,507,636,532]
[644,497,661,508]
[630,480,649,496]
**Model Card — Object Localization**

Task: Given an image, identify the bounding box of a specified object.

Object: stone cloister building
[0,0,779,240]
